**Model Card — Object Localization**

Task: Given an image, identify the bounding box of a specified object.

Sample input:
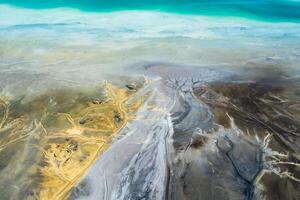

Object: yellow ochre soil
[0,80,148,200]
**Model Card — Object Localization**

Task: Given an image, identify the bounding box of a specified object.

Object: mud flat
[0,64,299,200]
[71,65,300,200]
[193,67,300,200]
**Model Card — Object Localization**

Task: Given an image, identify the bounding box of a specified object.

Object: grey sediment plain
[71,64,300,200]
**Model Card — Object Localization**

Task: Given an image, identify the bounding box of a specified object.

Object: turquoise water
[1,0,300,22]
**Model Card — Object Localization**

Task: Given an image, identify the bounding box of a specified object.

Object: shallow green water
[1,0,300,22]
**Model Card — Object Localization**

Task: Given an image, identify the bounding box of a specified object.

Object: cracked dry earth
[0,65,299,200]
